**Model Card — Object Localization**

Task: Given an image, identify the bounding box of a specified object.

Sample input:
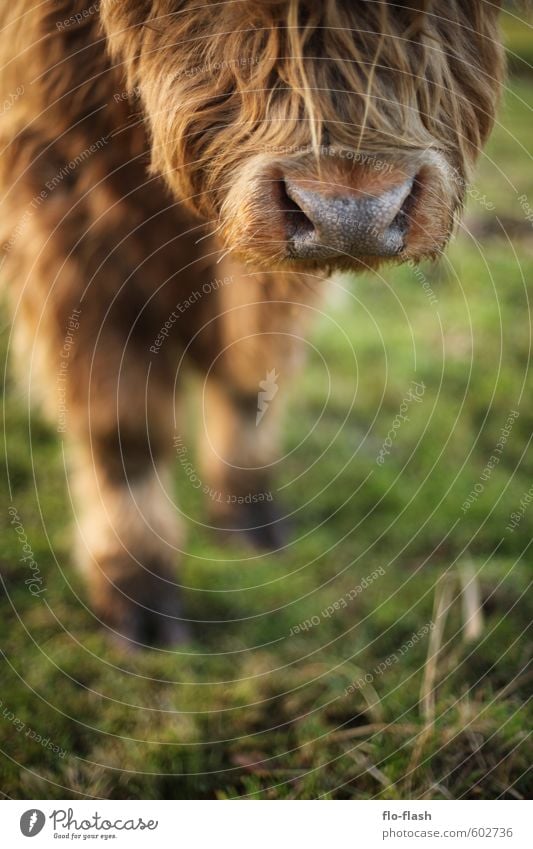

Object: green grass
[1,77,532,799]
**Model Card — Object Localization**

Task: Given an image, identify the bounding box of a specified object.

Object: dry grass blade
[459,559,484,643]
[347,749,393,790]
[405,572,456,793]
[331,722,419,742]
[420,572,456,728]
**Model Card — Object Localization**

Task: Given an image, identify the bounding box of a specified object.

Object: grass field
[1,34,532,799]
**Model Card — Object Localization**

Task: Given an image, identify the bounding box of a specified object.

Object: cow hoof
[94,564,190,649]
[211,499,291,552]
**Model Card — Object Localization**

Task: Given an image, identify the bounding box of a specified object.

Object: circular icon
[20,810,46,837]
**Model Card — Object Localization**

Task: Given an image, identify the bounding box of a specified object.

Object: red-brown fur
[0,1,504,645]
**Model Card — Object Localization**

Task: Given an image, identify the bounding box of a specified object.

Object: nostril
[279,178,315,240]
[389,175,420,238]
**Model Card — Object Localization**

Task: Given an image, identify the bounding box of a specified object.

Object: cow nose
[282,176,415,260]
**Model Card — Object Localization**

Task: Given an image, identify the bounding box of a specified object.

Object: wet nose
[282,176,415,260]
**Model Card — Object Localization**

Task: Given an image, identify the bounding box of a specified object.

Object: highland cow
[0,1,504,645]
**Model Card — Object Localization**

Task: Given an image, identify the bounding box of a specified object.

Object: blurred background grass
[0,8,531,800]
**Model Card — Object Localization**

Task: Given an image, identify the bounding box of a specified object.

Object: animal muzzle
[220,150,456,270]
[282,176,416,261]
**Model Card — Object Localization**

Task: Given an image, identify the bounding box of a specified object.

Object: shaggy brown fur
[0,1,504,645]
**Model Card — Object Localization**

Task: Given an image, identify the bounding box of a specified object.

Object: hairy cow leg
[189,260,317,549]
[198,377,287,549]
[61,272,190,647]
[14,292,187,647]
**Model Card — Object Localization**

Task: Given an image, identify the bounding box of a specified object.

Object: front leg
[191,262,318,549]
[62,286,188,647]
[198,377,286,548]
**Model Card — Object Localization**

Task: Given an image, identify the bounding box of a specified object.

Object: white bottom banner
[1,800,531,848]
